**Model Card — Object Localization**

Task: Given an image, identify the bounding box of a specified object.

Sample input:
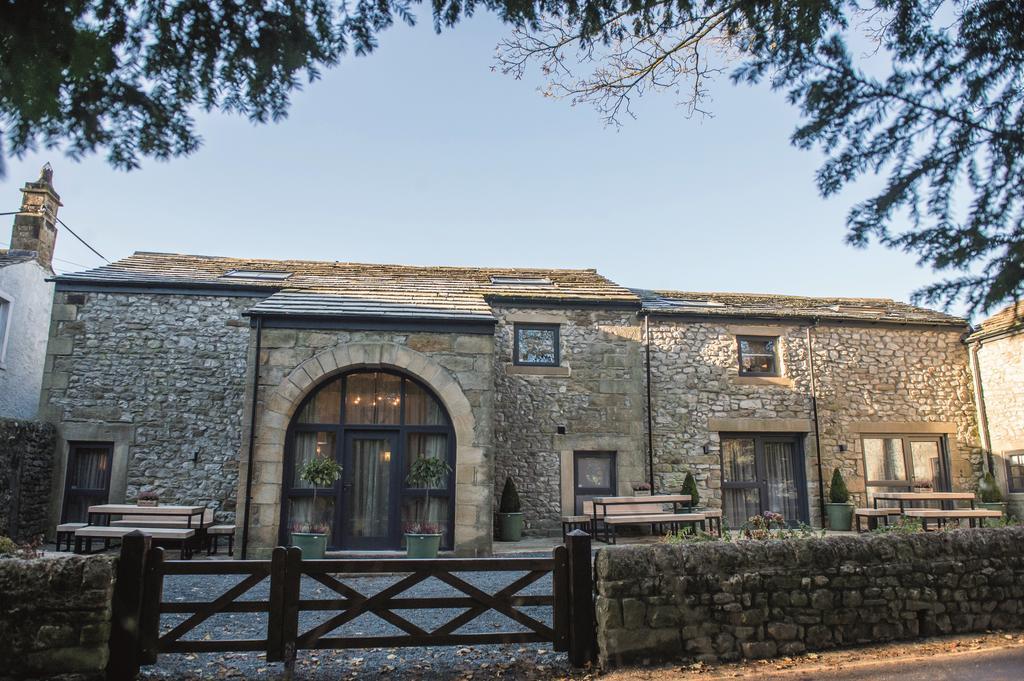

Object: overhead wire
[0,207,110,263]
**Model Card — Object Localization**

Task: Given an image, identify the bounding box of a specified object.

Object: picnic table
[589,494,700,544]
[871,491,975,512]
[86,503,208,528]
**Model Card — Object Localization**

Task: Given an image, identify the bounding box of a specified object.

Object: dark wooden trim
[53,280,273,297]
[138,547,165,664]
[267,547,287,661]
[552,545,570,652]
[736,335,780,377]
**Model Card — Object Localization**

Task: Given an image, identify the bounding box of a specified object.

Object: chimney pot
[8,164,61,271]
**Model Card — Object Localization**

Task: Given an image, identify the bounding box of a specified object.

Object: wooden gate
[108,531,595,679]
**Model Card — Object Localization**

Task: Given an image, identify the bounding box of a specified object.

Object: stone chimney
[9,163,61,271]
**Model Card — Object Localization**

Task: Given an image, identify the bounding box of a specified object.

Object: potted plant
[137,490,160,507]
[978,471,1006,525]
[632,482,652,496]
[825,468,854,531]
[681,472,700,510]
[497,476,524,541]
[405,456,452,558]
[290,455,343,559]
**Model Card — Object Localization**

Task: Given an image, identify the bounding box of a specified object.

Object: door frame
[338,429,401,551]
[572,451,617,514]
[60,441,114,522]
[720,433,809,525]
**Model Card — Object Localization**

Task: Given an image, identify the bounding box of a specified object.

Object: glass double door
[340,430,400,550]
[721,435,808,528]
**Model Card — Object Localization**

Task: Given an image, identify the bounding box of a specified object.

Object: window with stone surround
[513,323,560,366]
[861,435,949,502]
[737,336,778,376]
[1007,453,1024,493]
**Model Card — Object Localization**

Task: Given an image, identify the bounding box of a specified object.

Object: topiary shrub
[499,477,522,514]
[979,471,1003,503]
[681,471,700,508]
[829,468,850,504]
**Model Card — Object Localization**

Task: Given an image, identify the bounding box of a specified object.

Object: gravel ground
[138,554,578,681]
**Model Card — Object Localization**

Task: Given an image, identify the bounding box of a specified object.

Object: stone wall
[595,527,1024,667]
[40,290,261,523]
[0,418,56,541]
[648,320,979,525]
[491,307,647,535]
[0,554,115,680]
[975,331,1024,517]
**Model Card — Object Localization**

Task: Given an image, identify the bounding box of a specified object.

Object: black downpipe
[241,315,263,559]
[644,313,656,493]
[806,322,827,525]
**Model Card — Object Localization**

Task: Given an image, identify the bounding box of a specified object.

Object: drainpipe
[967,338,993,470]
[240,315,263,559]
[806,322,827,525]
[644,313,656,493]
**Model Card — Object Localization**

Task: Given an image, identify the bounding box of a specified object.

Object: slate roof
[968,301,1024,341]
[636,289,968,327]
[0,250,39,268]
[55,251,639,321]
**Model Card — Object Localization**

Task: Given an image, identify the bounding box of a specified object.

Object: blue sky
[0,13,968,318]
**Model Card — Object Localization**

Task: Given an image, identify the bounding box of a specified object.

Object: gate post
[281,546,302,675]
[565,530,596,667]
[107,531,150,679]
[138,546,165,664]
[552,545,570,652]
[267,547,288,662]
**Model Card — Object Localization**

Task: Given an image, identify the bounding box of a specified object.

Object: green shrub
[681,471,700,508]
[0,536,17,556]
[296,455,343,534]
[829,468,850,504]
[979,471,1003,503]
[498,477,522,514]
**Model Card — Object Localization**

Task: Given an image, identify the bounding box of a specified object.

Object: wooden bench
[902,508,1002,531]
[602,512,721,543]
[560,515,592,539]
[75,526,196,558]
[55,523,87,552]
[854,507,902,533]
[206,524,236,556]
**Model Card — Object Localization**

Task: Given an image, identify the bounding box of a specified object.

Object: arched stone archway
[241,341,492,556]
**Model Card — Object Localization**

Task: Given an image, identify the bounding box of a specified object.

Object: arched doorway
[280,369,456,550]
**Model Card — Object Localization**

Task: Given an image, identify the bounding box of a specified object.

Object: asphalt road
[699,646,1024,681]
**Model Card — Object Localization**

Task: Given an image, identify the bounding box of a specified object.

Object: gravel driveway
[138,555,577,680]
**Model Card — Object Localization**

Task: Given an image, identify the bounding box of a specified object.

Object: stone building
[39,251,982,555]
[0,166,61,419]
[969,303,1024,518]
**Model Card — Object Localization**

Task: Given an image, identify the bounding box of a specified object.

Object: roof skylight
[221,270,293,281]
[489,275,554,286]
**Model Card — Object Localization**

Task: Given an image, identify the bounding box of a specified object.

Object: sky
[0,12,971,319]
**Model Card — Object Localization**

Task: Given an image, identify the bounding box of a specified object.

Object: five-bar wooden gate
[108,531,596,679]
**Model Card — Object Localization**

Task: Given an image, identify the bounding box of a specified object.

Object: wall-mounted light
[382,450,391,462]
[702,444,712,454]
[557,425,567,435]
[837,444,848,452]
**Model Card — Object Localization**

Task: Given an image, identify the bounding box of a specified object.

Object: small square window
[1007,453,1024,493]
[737,336,778,376]
[513,324,559,366]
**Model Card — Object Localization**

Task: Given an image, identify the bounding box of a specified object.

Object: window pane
[739,337,777,374]
[909,441,943,490]
[405,380,446,425]
[288,496,334,534]
[344,372,401,424]
[576,455,614,490]
[401,496,450,540]
[722,438,756,482]
[864,438,907,481]
[69,446,111,490]
[296,378,341,424]
[406,433,449,490]
[740,338,774,355]
[724,488,760,528]
[346,437,392,537]
[516,326,557,365]
[1008,454,1024,492]
[763,441,801,523]
[292,431,337,488]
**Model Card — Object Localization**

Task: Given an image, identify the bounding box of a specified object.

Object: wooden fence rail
[109,531,595,677]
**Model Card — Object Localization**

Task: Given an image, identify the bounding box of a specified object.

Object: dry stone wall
[40,291,260,520]
[0,419,56,541]
[0,554,115,680]
[595,527,1024,667]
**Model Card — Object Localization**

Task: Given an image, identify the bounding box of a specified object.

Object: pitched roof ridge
[127,251,604,274]
[654,289,898,304]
